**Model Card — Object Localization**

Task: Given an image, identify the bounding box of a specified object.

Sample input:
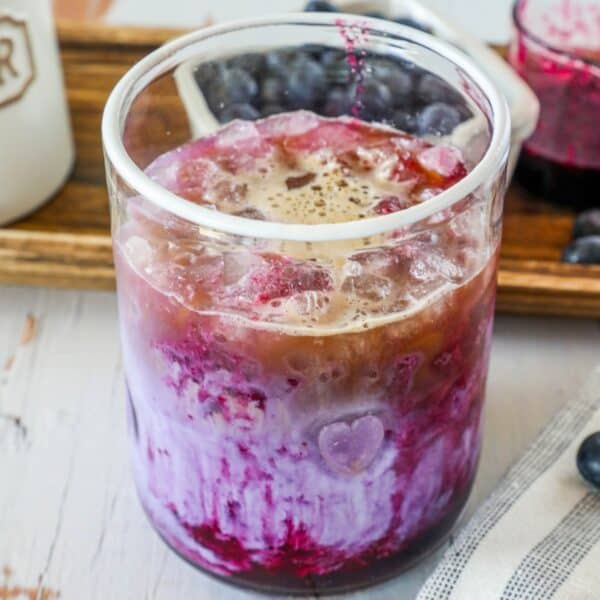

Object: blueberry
[368,57,395,79]
[573,209,600,239]
[388,69,414,102]
[417,73,453,104]
[354,77,392,120]
[323,87,353,117]
[371,60,414,105]
[260,76,286,106]
[206,67,258,113]
[577,432,600,489]
[418,73,464,108]
[265,49,295,78]
[219,103,260,123]
[304,0,338,12]
[323,53,354,85]
[227,53,265,78]
[222,68,259,103]
[320,48,345,67]
[562,236,600,265]
[417,102,461,135]
[193,61,220,89]
[393,17,433,33]
[391,109,418,133]
[261,104,285,117]
[397,59,427,80]
[286,55,327,110]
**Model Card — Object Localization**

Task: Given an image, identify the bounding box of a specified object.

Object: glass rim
[512,0,600,68]
[102,13,510,243]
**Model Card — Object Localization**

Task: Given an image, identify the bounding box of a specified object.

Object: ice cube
[417,145,463,178]
[205,179,248,205]
[124,236,154,271]
[337,146,386,172]
[220,254,333,310]
[284,290,330,317]
[178,157,220,181]
[253,256,333,303]
[342,274,392,302]
[176,157,221,201]
[215,120,262,149]
[391,135,427,154]
[409,250,462,285]
[222,252,263,286]
[259,110,320,137]
[169,242,204,268]
[350,248,401,275]
[342,259,363,278]
[148,159,180,190]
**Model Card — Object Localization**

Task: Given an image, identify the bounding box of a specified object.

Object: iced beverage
[114,111,499,593]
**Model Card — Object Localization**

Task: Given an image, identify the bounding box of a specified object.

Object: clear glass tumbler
[510,0,600,207]
[102,14,510,595]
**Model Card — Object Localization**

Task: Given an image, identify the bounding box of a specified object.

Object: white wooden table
[1,284,599,599]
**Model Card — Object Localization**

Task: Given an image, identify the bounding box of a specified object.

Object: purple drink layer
[115,112,499,592]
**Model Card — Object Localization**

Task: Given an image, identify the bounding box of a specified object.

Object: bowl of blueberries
[174,0,539,180]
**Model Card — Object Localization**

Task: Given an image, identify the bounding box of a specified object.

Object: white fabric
[418,367,600,600]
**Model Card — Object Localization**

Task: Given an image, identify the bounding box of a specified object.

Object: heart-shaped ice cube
[318,414,384,476]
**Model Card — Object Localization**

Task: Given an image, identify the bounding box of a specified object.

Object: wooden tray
[1,21,599,317]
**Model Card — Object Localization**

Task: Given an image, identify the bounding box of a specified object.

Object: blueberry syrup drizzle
[335,17,369,117]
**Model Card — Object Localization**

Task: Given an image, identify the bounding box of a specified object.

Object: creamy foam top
[146,112,466,226]
[213,149,414,224]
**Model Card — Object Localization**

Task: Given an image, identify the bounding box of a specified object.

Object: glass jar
[510,0,600,208]
[102,14,509,595]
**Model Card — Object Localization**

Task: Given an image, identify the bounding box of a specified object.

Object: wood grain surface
[1,21,599,315]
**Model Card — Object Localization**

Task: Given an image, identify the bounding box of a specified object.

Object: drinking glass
[102,14,510,594]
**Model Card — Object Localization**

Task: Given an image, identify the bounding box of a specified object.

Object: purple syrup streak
[335,17,368,117]
[124,310,491,581]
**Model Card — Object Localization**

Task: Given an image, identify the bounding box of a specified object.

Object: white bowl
[174,0,538,179]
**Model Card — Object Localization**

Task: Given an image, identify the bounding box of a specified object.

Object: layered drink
[114,111,500,593]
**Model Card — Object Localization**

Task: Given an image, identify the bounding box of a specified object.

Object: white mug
[0,0,74,225]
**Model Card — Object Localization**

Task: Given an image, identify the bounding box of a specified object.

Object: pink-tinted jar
[510,0,600,207]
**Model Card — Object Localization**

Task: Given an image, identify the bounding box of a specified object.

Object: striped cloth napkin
[418,367,600,600]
